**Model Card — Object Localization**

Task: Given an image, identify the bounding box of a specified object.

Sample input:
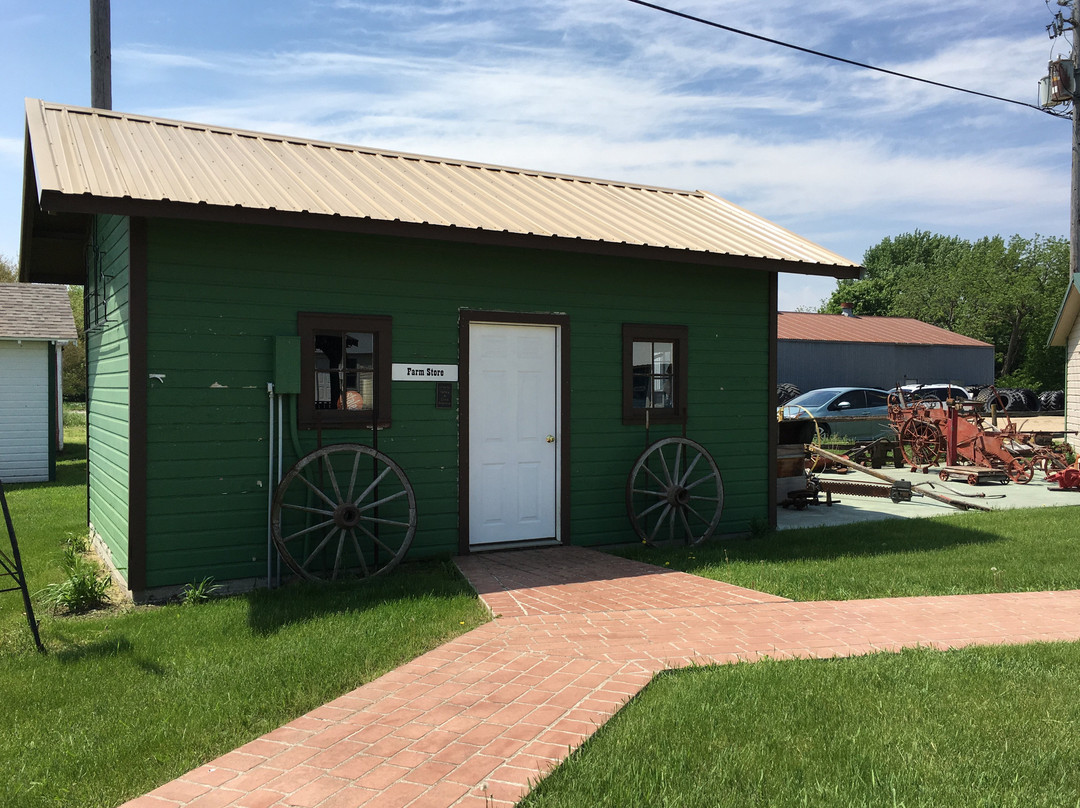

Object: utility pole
[1072,0,1080,275]
[90,0,111,109]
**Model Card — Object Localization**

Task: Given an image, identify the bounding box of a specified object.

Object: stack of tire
[777,382,801,405]
[1038,390,1065,411]
[969,386,1063,412]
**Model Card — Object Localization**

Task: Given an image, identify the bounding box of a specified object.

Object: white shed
[1048,274,1080,439]
[0,284,78,482]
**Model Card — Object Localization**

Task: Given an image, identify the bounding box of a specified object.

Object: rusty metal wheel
[898,418,943,468]
[1006,457,1035,485]
[271,444,417,582]
[627,437,724,547]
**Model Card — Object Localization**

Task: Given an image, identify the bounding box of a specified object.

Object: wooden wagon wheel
[898,418,943,468]
[627,437,724,547]
[271,444,417,582]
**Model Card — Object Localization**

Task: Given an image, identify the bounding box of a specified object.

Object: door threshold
[468,538,562,553]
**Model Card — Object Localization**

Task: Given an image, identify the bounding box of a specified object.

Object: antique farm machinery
[886,390,1040,484]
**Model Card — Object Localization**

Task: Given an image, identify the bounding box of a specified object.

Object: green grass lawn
[613,505,1080,600]
[1,421,488,808]
[520,642,1080,808]
[527,509,1080,807]
[5,416,1080,807]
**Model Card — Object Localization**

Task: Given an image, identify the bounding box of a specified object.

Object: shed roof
[21,98,861,284]
[0,283,78,342]
[1048,274,1080,347]
[777,311,992,348]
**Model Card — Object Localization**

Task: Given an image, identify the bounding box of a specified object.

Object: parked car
[890,383,971,406]
[778,386,893,441]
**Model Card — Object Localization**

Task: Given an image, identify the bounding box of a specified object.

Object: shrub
[180,577,223,606]
[36,538,110,614]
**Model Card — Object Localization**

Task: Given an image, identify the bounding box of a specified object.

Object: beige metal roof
[23,98,860,279]
[778,311,992,348]
[0,283,78,342]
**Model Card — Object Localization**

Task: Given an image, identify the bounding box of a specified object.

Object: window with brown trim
[298,313,392,429]
[622,324,688,425]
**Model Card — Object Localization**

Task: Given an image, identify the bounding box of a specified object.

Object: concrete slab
[778,460,1080,531]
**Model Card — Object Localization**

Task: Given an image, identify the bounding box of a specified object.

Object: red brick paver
[120,546,1080,808]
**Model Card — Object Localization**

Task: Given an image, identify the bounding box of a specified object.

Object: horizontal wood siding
[0,341,49,482]
[142,219,770,587]
[1068,316,1080,437]
[86,214,131,576]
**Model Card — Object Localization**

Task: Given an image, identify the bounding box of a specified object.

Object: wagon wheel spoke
[348,529,370,577]
[280,517,336,543]
[634,498,671,525]
[656,446,675,488]
[639,464,669,490]
[677,452,703,486]
[351,464,396,508]
[302,526,340,569]
[294,472,341,510]
[323,454,345,506]
[355,521,401,558]
[272,444,417,582]
[281,502,336,518]
[627,437,725,548]
[356,488,409,514]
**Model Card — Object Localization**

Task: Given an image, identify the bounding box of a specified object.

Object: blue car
[779,387,893,441]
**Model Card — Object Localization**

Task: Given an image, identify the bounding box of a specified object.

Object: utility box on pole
[1040,59,1075,106]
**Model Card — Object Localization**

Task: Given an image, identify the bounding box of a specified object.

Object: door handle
[546,435,556,443]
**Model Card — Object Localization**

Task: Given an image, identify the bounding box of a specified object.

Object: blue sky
[0,0,1070,309]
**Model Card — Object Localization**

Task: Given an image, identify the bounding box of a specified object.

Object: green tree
[64,285,86,400]
[0,253,16,282]
[821,232,1069,390]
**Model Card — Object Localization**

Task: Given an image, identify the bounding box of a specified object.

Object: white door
[469,323,559,546]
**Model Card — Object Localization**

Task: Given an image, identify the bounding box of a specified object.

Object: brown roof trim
[36,193,861,280]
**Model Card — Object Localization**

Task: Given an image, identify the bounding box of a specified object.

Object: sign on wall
[391,363,458,382]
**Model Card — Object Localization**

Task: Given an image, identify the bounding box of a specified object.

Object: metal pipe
[276,394,284,587]
[266,382,275,588]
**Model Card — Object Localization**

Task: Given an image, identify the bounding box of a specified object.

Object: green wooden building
[20,99,859,600]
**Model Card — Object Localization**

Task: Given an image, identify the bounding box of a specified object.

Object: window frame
[298,312,392,430]
[622,323,688,425]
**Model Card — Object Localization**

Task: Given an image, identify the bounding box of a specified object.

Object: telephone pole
[90,0,111,109]
[1072,0,1080,275]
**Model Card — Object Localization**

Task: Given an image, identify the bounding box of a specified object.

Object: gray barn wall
[778,341,995,392]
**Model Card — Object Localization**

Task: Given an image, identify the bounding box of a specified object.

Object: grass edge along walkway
[115,547,1080,808]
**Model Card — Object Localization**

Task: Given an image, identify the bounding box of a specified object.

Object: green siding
[86,215,132,576]
[141,219,771,588]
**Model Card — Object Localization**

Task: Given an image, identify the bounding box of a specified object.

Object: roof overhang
[1048,273,1080,347]
[19,99,864,285]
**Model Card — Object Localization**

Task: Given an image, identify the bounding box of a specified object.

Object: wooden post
[90,0,111,109]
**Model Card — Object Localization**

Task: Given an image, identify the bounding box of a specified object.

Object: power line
[626,0,1067,119]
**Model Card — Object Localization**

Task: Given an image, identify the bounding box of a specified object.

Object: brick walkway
[122,546,1080,808]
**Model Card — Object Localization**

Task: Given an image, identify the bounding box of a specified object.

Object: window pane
[652,377,673,409]
[632,369,650,408]
[652,342,673,375]
[313,336,336,410]
[342,331,374,411]
[632,341,653,367]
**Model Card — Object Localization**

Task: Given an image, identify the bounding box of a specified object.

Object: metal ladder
[0,480,44,652]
